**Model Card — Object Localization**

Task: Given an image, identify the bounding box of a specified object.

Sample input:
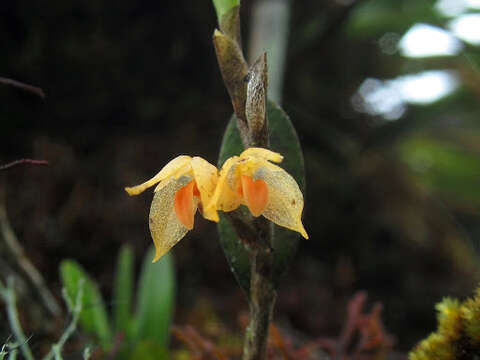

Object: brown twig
[0,190,61,317]
[0,159,49,172]
[0,77,46,99]
[311,292,394,360]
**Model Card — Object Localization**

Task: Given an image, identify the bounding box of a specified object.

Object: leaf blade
[59,260,112,349]
[133,248,175,349]
[113,245,134,337]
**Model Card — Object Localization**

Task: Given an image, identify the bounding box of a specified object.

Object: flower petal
[174,180,198,230]
[204,156,242,221]
[241,175,268,217]
[190,157,219,221]
[125,155,192,196]
[254,165,308,239]
[240,147,283,163]
[149,177,191,262]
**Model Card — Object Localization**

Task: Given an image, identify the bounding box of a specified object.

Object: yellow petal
[149,177,191,262]
[204,156,242,221]
[240,147,283,163]
[254,165,308,239]
[190,157,219,221]
[125,155,192,196]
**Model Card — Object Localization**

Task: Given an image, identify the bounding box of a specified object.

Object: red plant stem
[0,159,49,171]
[0,77,46,99]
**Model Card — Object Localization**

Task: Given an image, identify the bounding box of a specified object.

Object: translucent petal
[237,156,284,179]
[149,177,191,262]
[240,147,283,163]
[204,156,242,221]
[190,157,219,221]
[125,155,192,196]
[255,166,308,239]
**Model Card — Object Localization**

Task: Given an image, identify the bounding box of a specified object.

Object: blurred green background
[1,0,480,355]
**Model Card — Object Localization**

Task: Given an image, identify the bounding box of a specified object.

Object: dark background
[2,0,480,354]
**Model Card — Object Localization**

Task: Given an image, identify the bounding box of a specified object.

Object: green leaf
[133,249,175,348]
[218,100,306,292]
[399,136,480,207]
[346,0,440,37]
[212,0,239,22]
[59,260,112,349]
[113,245,134,337]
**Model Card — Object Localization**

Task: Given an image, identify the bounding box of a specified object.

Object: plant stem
[0,278,34,360]
[0,77,45,99]
[243,251,276,359]
[43,284,84,360]
[0,192,61,317]
[242,218,276,360]
[240,49,275,360]
[212,1,280,358]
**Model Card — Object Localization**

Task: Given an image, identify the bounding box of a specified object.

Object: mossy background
[1,0,480,355]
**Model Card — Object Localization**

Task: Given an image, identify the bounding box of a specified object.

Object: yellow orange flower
[204,148,308,239]
[125,156,218,262]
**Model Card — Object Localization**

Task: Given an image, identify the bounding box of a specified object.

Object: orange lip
[240,175,268,217]
[174,180,200,229]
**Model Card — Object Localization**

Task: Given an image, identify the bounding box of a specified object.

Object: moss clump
[409,289,480,360]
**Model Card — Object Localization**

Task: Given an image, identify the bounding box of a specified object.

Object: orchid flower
[205,147,308,239]
[125,156,218,262]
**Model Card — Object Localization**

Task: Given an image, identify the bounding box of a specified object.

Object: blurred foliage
[60,260,112,349]
[170,292,394,360]
[399,136,480,207]
[347,0,440,36]
[0,277,89,360]
[59,247,175,359]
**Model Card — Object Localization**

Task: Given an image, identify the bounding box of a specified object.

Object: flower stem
[212,1,279,358]
[242,219,276,360]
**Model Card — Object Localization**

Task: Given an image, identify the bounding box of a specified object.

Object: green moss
[409,287,480,359]
[462,296,480,344]
[436,298,462,342]
[409,333,454,360]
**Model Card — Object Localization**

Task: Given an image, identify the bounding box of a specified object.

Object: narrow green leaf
[59,260,112,349]
[212,0,239,22]
[133,249,175,348]
[113,245,134,337]
[218,100,306,292]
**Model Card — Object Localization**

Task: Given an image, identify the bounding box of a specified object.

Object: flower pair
[125,148,308,262]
